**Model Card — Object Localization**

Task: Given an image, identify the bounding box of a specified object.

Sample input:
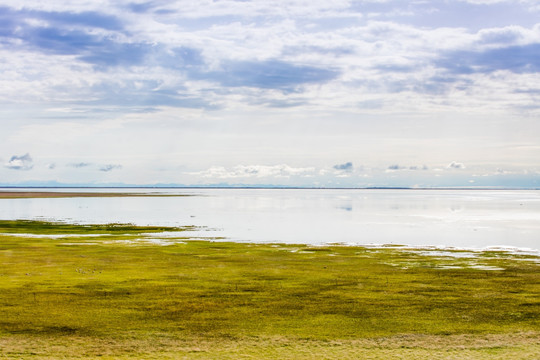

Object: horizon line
[0,185,538,191]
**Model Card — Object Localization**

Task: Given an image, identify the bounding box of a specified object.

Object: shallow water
[0,188,539,251]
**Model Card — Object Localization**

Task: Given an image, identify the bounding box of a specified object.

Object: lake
[1,188,539,252]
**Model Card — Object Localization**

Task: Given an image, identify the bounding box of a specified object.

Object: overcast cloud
[0,0,539,187]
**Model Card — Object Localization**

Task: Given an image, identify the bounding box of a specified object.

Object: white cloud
[386,164,429,172]
[447,161,466,169]
[4,153,33,170]
[191,164,316,179]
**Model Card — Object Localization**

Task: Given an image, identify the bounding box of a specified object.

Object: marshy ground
[0,220,538,359]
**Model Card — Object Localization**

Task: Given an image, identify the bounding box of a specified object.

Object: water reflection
[0,188,539,251]
[338,205,353,212]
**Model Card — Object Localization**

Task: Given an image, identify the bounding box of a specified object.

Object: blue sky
[1,0,539,188]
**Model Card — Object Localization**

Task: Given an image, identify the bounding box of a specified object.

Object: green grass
[0,219,196,234]
[0,220,538,358]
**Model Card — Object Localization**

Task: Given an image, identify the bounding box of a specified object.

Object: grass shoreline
[1,220,538,358]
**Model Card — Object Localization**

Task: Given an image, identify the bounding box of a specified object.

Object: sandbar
[0,191,181,199]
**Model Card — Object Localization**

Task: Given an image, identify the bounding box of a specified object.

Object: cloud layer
[0,1,539,187]
[1,1,539,113]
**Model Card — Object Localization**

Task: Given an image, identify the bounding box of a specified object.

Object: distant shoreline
[0,191,189,199]
[0,187,538,199]
[0,186,538,191]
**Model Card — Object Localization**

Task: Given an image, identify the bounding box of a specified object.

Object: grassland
[0,220,538,359]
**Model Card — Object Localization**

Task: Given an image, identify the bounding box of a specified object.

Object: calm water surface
[1,188,539,251]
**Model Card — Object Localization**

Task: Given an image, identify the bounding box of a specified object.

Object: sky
[1,0,539,188]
